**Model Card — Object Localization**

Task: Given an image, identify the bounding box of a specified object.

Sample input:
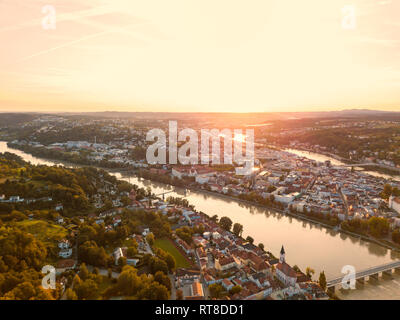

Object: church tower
[280,245,285,263]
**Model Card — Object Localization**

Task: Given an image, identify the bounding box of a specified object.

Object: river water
[1,141,400,299]
[284,148,400,182]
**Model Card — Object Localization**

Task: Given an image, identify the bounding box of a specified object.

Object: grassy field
[16,220,68,248]
[154,238,191,269]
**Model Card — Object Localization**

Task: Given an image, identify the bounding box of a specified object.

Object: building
[56,259,76,274]
[58,239,70,250]
[215,256,237,271]
[389,196,400,214]
[59,248,72,258]
[195,174,210,184]
[185,280,205,300]
[55,216,64,224]
[113,247,125,265]
[172,167,189,179]
[275,246,297,287]
[8,196,24,203]
[176,238,193,255]
[221,278,234,291]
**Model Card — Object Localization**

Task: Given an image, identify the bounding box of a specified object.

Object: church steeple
[280,245,285,263]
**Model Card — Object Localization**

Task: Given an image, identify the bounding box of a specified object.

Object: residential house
[59,248,72,259]
[215,256,237,271]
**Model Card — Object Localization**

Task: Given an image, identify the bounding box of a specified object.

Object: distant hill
[0,113,38,126]
[2,109,399,126]
[56,109,400,123]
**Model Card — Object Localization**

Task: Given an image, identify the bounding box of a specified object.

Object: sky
[0,0,400,113]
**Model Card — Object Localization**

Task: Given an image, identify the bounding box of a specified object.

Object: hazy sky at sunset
[0,0,400,113]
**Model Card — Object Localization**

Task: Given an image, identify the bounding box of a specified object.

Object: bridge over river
[338,162,400,173]
[327,260,400,293]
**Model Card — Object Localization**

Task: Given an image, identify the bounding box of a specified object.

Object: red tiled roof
[191,281,204,296]
[222,279,233,286]
[56,259,76,268]
[219,256,235,266]
[276,262,297,278]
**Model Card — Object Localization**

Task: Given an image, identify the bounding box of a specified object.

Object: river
[284,148,400,182]
[1,141,400,299]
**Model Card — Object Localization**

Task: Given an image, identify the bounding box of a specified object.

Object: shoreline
[180,186,400,254]
[130,168,400,254]
[277,145,400,179]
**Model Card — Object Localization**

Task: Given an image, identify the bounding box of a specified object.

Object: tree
[72,274,82,288]
[246,236,254,244]
[229,285,242,295]
[65,288,78,300]
[164,253,176,272]
[258,243,264,251]
[232,223,243,237]
[0,257,7,273]
[127,246,138,258]
[154,271,171,291]
[150,258,169,275]
[319,271,327,291]
[306,267,315,279]
[368,217,389,238]
[75,279,99,300]
[10,282,36,300]
[176,227,193,244]
[146,233,155,246]
[393,229,400,244]
[116,266,142,296]
[103,199,113,211]
[208,283,224,299]
[118,256,127,267]
[138,281,169,300]
[381,184,393,200]
[78,241,111,268]
[176,289,183,300]
[219,216,233,232]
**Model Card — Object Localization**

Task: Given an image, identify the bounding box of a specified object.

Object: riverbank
[134,168,400,254]
[279,146,400,179]
[131,164,400,255]
[185,186,400,254]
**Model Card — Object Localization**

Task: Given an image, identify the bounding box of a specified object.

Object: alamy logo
[42,265,56,290]
[146,121,255,175]
[42,5,56,30]
[342,5,356,30]
[341,265,356,290]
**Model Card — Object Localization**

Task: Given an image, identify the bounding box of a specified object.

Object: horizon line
[1,108,400,115]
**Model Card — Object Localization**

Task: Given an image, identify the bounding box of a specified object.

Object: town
[0,150,329,300]
[3,115,400,237]
[1,113,400,301]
